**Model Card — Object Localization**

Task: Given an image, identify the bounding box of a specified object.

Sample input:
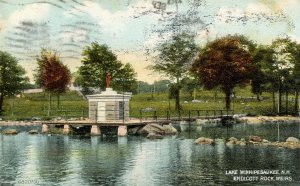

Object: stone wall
[88,101,130,121]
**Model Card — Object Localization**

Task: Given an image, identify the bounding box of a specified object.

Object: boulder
[194,137,215,145]
[162,123,177,134]
[138,123,165,135]
[147,132,163,139]
[228,137,238,142]
[3,129,18,135]
[196,119,209,125]
[28,130,39,135]
[249,135,262,142]
[138,123,177,136]
[128,126,143,135]
[262,139,269,143]
[286,137,300,143]
[237,141,246,146]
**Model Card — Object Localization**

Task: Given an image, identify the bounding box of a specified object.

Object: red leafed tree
[191,36,255,110]
[35,49,71,112]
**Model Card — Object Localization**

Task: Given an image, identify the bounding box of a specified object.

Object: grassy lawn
[0,86,297,121]
[130,86,278,118]
[2,91,88,120]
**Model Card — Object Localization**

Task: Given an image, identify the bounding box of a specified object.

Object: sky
[0,0,300,83]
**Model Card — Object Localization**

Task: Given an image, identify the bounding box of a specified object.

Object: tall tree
[0,51,27,112]
[78,42,137,93]
[191,35,255,110]
[151,33,197,110]
[251,45,276,101]
[293,43,300,115]
[35,49,71,111]
[271,37,298,114]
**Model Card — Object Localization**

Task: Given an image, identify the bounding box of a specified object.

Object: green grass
[2,91,88,120]
[0,86,297,121]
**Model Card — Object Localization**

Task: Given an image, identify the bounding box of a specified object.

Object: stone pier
[63,124,70,135]
[91,125,101,136]
[118,126,127,136]
[42,124,49,133]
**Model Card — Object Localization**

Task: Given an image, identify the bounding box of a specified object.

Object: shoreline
[0,116,300,127]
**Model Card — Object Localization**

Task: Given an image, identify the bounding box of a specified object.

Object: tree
[293,43,300,115]
[111,63,138,94]
[251,45,275,101]
[151,33,197,110]
[271,37,298,114]
[181,77,201,100]
[35,49,71,111]
[153,80,171,93]
[137,81,152,93]
[78,42,137,93]
[0,51,27,112]
[191,35,255,110]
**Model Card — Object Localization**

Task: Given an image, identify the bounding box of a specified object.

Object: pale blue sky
[0,0,299,83]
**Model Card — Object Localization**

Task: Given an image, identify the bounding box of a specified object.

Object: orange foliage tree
[191,36,255,110]
[35,49,71,111]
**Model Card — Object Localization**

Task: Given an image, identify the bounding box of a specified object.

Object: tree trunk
[285,91,288,115]
[278,80,282,115]
[225,90,231,110]
[272,90,276,113]
[57,93,60,109]
[175,88,180,111]
[193,88,196,100]
[175,78,181,111]
[48,92,51,116]
[294,91,299,116]
[0,92,4,112]
[256,94,260,101]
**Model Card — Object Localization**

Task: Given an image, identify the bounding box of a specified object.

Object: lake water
[0,123,300,185]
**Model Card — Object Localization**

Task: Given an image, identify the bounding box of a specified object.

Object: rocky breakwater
[131,123,177,139]
[225,135,300,149]
[237,116,300,125]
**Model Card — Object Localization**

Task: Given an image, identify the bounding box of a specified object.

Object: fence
[136,109,235,121]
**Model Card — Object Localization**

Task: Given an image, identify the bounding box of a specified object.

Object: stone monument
[87,73,131,122]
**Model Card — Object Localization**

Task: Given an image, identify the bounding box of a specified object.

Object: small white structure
[87,88,131,122]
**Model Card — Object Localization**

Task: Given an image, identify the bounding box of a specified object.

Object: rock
[162,123,177,134]
[249,135,262,142]
[138,123,177,136]
[28,130,39,135]
[196,119,209,125]
[286,137,300,143]
[147,133,163,139]
[228,137,238,142]
[226,137,241,145]
[236,141,246,145]
[138,123,165,135]
[195,137,215,145]
[128,126,143,135]
[3,129,18,135]
[262,139,269,143]
[240,138,246,142]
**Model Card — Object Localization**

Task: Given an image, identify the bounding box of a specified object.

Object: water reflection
[0,123,299,185]
[36,135,71,184]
